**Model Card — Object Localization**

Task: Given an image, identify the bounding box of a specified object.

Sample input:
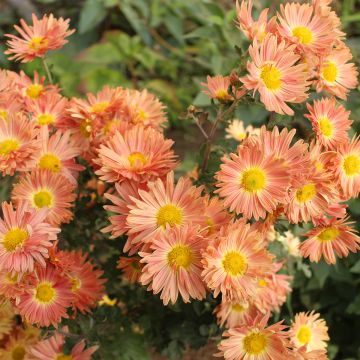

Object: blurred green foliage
[1,0,360,359]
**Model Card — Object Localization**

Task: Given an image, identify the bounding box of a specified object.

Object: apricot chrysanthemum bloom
[0,202,59,273]
[305,98,351,150]
[217,314,290,359]
[0,270,26,299]
[277,3,335,54]
[214,300,259,329]
[12,170,76,226]
[215,145,290,220]
[290,311,329,352]
[95,126,178,183]
[292,346,328,360]
[225,119,259,142]
[123,89,167,130]
[316,45,358,100]
[139,225,206,305]
[0,113,39,176]
[202,75,233,101]
[202,221,273,301]
[127,171,204,245]
[236,0,277,42]
[17,265,72,326]
[203,195,231,236]
[117,256,143,284]
[29,327,98,360]
[5,13,75,62]
[29,127,83,184]
[240,34,309,115]
[300,217,360,264]
[333,136,360,198]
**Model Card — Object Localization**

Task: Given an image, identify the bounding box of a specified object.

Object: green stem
[41,57,54,84]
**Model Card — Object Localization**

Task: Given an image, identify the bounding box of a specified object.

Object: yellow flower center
[26,84,44,99]
[91,101,109,113]
[11,346,26,360]
[292,26,313,44]
[318,117,333,138]
[322,62,338,83]
[70,277,81,292]
[232,303,245,313]
[32,190,53,209]
[243,332,267,355]
[297,325,312,345]
[127,152,148,168]
[241,168,266,193]
[0,139,19,155]
[39,153,62,172]
[343,154,360,176]
[28,36,49,51]
[315,161,324,172]
[3,228,28,252]
[317,227,339,242]
[5,272,18,284]
[156,204,183,228]
[79,119,92,138]
[37,113,55,126]
[35,282,55,303]
[56,355,73,360]
[222,251,247,276]
[0,109,8,121]
[138,109,148,121]
[258,279,268,287]
[103,119,119,134]
[236,132,247,141]
[295,184,316,203]
[260,64,282,90]
[215,89,229,100]
[167,245,193,269]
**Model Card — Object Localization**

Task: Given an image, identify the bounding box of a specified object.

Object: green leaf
[311,261,330,287]
[79,0,107,34]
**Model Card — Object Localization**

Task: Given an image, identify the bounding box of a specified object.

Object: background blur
[1,0,360,359]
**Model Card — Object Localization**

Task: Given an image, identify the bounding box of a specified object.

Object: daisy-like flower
[0,300,14,340]
[28,92,68,127]
[0,202,59,273]
[12,170,76,226]
[277,3,335,54]
[215,145,290,220]
[316,45,358,100]
[95,126,178,183]
[139,225,206,305]
[17,265,72,326]
[240,34,309,115]
[278,230,301,257]
[54,250,105,314]
[126,171,204,245]
[117,256,143,284]
[5,13,75,62]
[29,327,98,360]
[332,136,360,198]
[28,127,84,184]
[290,311,329,352]
[0,113,39,176]
[225,119,259,142]
[217,314,290,360]
[202,75,233,101]
[0,92,23,122]
[0,270,27,299]
[123,89,167,130]
[236,0,277,42]
[202,221,273,301]
[214,300,259,329]
[300,217,360,264]
[203,195,231,236]
[305,98,351,150]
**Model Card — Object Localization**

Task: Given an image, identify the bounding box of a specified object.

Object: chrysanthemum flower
[290,311,329,352]
[123,89,167,130]
[28,127,83,184]
[202,75,233,101]
[215,145,290,220]
[95,126,178,183]
[202,221,273,301]
[316,45,358,100]
[127,171,204,245]
[0,300,14,340]
[291,346,328,360]
[278,231,301,257]
[117,256,143,284]
[5,13,75,62]
[217,314,290,359]
[203,195,231,236]
[29,327,98,360]
[0,92,23,122]
[17,265,72,326]
[332,136,360,198]
[225,119,259,142]
[0,69,18,93]
[240,34,309,115]
[214,300,259,329]
[0,113,39,176]
[305,98,351,150]
[12,170,76,226]
[236,0,277,42]
[300,217,360,264]
[0,270,27,299]
[139,225,206,305]
[0,202,59,273]
[28,92,68,127]
[277,3,335,54]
